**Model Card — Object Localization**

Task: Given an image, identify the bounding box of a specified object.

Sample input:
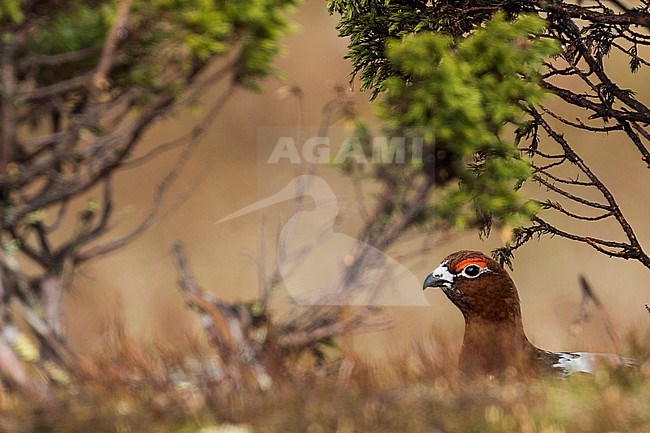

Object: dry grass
[0,326,649,433]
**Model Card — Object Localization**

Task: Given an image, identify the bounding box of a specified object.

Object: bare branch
[534,166,594,186]
[16,132,70,162]
[42,200,70,233]
[20,73,92,101]
[51,178,114,261]
[18,47,100,71]
[76,86,235,261]
[631,121,650,144]
[0,41,17,172]
[92,0,133,93]
[121,84,238,171]
[533,173,610,210]
[540,200,613,221]
[542,80,649,123]
[576,275,622,351]
[539,105,623,133]
[533,216,637,257]
[621,121,650,167]
[536,0,650,29]
[6,92,176,222]
[574,35,650,120]
[170,241,271,389]
[534,112,647,262]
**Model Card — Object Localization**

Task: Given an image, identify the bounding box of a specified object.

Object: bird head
[423,250,522,322]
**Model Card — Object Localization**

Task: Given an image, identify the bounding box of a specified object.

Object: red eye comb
[454,257,488,273]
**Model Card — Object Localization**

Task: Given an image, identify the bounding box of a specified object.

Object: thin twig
[579,275,619,348]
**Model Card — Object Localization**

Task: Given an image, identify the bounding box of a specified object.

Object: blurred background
[65,0,649,360]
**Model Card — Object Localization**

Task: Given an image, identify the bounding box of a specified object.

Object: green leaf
[350,12,559,233]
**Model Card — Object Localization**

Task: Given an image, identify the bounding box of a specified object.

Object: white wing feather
[552,352,635,375]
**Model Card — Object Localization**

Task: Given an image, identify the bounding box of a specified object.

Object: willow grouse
[422,250,634,378]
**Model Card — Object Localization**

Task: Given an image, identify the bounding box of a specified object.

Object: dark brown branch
[533,173,610,210]
[535,0,650,29]
[616,26,650,43]
[610,40,650,67]
[534,166,594,186]
[621,121,650,167]
[533,216,637,257]
[53,178,114,261]
[9,225,51,268]
[573,33,650,121]
[16,131,70,162]
[539,105,623,133]
[542,62,580,79]
[96,88,146,131]
[541,200,613,221]
[18,47,100,71]
[42,199,70,233]
[32,222,52,258]
[631,121,650,144]
[523,147,566,160]
[20,73,92,101]
[542,81,649,123]
[81,178,114,241]
[534,113,647,263]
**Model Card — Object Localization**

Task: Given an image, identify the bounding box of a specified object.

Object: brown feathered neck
[438,251,539,377]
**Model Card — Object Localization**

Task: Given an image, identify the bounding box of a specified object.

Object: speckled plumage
[423,251,634,379]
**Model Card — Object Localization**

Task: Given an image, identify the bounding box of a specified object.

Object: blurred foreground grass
[1,327,649,433]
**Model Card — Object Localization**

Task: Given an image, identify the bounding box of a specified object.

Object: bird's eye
[462,264,482,278]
